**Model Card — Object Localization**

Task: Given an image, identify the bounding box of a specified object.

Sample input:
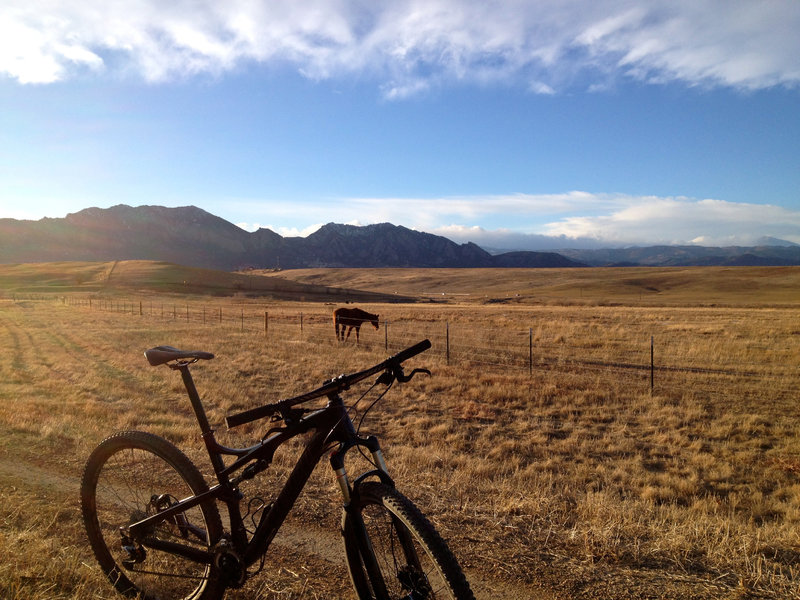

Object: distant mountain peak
[2,204,798,269]
[755,236,799,247]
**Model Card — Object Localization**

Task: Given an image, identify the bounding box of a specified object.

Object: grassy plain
[1,263,799,599]
[254,265,800,306]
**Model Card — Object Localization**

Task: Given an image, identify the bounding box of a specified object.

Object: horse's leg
[345,326,352,341]
[355,325,360,344]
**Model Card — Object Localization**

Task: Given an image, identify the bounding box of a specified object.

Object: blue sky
[1,1,799,250]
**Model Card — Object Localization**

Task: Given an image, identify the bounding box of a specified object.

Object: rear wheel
[343,481,474,600]
[81,431,225,600]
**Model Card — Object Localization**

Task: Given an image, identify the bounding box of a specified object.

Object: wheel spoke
[81,431,224,600]
[343,482,474,600]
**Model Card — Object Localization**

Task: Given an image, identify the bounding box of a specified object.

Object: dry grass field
[1,263,799,599]
[254,266,800,307]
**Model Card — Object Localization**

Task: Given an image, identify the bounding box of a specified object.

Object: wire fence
[40,294,799,400]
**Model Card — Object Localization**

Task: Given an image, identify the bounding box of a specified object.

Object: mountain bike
[80,339,474,599]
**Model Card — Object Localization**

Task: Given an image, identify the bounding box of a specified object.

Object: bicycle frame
[125,361,391,572]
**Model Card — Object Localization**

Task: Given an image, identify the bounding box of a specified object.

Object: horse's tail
[333,311,340,340]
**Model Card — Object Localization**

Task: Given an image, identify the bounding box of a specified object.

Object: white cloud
[529,81,556,95]
[235,222,261,233]
[541,197,800,247]
[341,191,621,227]
[574,1,800,90]
[0,205,53,221]
[2,1,798,93]
[432,224,608,250]
[235,221,323,237]
[231,193,800,248]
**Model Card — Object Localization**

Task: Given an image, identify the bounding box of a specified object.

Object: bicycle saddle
[144,346,215,366]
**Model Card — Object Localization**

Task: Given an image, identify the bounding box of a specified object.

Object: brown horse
[333,307,379,343]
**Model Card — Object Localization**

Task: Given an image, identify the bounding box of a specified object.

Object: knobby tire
[81,431,225,600]
[342,481,474,600]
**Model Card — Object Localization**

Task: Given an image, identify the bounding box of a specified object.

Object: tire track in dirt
[0,307,79,388]
[0,305,151,408]
[0,456,553,600]
[0,311,43,384]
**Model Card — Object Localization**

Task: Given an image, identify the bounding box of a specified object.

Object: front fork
[332,435,394,600]
[330,435,392,504]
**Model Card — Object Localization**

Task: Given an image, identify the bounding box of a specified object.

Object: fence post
[446,322,450,366]
[650,335,654,392]
[265,311,268,336]
[384,320,388,351]
[139,301,143,316]
[300,312,304,335]
[529,328,533,375]
[241,309,244,331]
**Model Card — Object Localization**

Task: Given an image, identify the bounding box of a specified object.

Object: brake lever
[396,368,431,383]
[376,366,431,386]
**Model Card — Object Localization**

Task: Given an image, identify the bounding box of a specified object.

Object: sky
[1,0,799,250]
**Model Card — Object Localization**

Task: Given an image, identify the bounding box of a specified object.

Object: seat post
[177,364,213,434]
[177,364,226,475]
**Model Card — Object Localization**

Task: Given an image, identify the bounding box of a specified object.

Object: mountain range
[0,205,581,269]
[1,204,798,269]
[560,243,800,267]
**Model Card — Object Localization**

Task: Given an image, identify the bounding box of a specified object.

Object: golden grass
[256,266,800,307]
[5,261,800,308]
[0,260,405,302]
[1,265,800,598]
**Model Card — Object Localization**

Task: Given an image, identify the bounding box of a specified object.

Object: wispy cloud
[2,1,798,93]
[344,192,620,227]
[227,193,800,248]
[235,222,324,237]
[539,198,800,247]
[224,191,610,231]
[433,196,800,249]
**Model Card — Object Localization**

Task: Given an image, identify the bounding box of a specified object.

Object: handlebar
[225,339,431,429]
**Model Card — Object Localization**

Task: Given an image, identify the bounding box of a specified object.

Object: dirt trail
[0,455,554,600]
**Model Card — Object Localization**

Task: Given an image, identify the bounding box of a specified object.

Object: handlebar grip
[226,403,276,429]
[390,339,431,365]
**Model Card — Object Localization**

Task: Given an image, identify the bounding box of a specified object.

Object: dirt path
[0,455,554,600]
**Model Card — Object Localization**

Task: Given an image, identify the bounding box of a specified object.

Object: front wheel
[81,430,225,600]
[342,481,474,600]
